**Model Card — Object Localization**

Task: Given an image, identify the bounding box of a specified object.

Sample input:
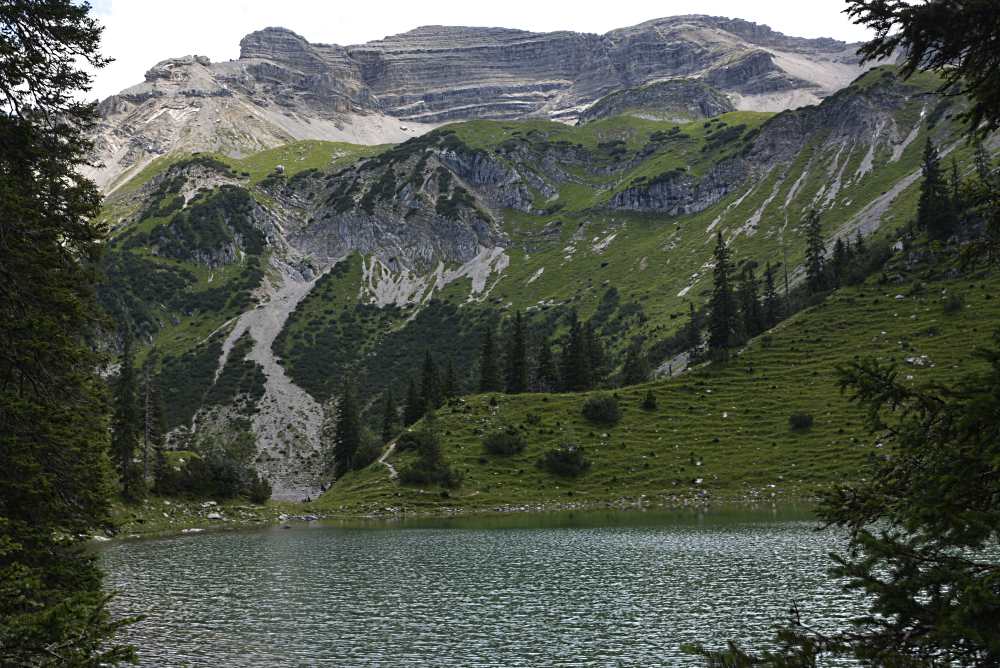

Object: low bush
[943,293,965,314]
[246,473,272,504]
[483,426,527,456]
[641,390,657,411]
[538,443,591,478]
[789,412,814,432]
[582,393,621,425]
[397,426,463,488]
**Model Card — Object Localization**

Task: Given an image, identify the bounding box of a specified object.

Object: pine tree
[332,379,362,477]
[803,209,827,294]
[708,232,738,356]
[381,387,398,444]
[441,359,458,400]
[831,237,850,288]
[111,328,141,500]
[420,350,442,409]
[141,349,167,485]
[403,377,423,426]
[0,3,136,660]
[504,310,529,394]
[737,263,763,340]
[534,337,559,392]
[974,139,994,186]
[763,262,782,329]
[854,230,867,259]
[683,301,701,350]
[917,138,956,241]
[584,320,606,386]
[478,326,502,392]
[560,314,593,391]
[621,341,650,386]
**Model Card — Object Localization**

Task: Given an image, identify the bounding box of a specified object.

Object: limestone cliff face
[579,79,735,123]
[89,15,875,191]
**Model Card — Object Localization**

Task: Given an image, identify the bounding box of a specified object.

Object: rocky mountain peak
[88,14,878,192]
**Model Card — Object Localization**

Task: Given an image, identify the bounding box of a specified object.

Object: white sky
[87,0,874,101]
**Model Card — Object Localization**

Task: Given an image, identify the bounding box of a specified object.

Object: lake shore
[104,490,820,541]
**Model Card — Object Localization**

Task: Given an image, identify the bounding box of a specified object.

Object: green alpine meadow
[2,0,999,665]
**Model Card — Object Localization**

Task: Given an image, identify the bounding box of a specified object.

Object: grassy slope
[319,269,1000,513]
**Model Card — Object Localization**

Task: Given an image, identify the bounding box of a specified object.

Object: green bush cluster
[482,426,527,455]
[581,393,621,425]
[538,443,591,478]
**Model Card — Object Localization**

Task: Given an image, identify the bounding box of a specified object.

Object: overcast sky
[87,0,874,101]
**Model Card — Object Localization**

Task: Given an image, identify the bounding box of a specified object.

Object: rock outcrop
[89,15,875,191]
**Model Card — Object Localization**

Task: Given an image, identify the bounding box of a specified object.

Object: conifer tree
[736,264,763,340]
[332,379,362,477]
[854,230,867,258]
[917,138,956,241]
[403,377,423,426]
[381,387,398,444]
[504,310,529,394]
[478,326,502,392]
[803,209,827,294]
[708,232,738,356]
[621,340,650,386]
[584,320,606,386]
[1,4,137,661]
[420,350,442,409]
[763,262,782,329]
[441,358,458,400]
[831,237,850,288]
[560,314,593,391]
[111,328,141,500]
[534,337,559,392]
[683,301,701,350]
[141,350,167,484]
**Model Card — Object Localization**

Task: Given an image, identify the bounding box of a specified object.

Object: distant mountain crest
[88,15,874,191]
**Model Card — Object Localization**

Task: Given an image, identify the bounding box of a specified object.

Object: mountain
[88,15,872,192]
[97,60,982,500]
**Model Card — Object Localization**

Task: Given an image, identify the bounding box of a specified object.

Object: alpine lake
[99,508,863,666]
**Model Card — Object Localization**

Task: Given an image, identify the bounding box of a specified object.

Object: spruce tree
[441,359,458,400]
[621,341,650,386]
[560,314,593,391]
[504,310,528,394]
[831,237,850,288]
[535,337,559,392]
[403,377,423,426]
[420,350,442,409]
[683,301,701,350]
[803,209,827,294]
[708,232,738,356]
[736,264,763,340]
[478,326,502,392]
[111,328,141,500]
[763,262,782,329]
[381,387,398,444]
[917,138,956,241]
[0,3,136,661]
[332,379,362,477]
[586,321,605,385]
[141,350,167,485]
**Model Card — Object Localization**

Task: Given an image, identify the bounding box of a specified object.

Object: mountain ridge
[87,14,874,192]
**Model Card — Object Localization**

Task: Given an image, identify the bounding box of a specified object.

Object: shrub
[943,293,965,314]
[483,426,527,456]
[789,412,814,432]
[582,393,621,425]
[641,390,657,411]
[538,443,591,477]
[397,426,462,488]
[246,473,272,504]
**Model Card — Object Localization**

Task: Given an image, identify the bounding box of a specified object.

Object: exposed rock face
[89,15,875,191]
[579,79,735,123]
